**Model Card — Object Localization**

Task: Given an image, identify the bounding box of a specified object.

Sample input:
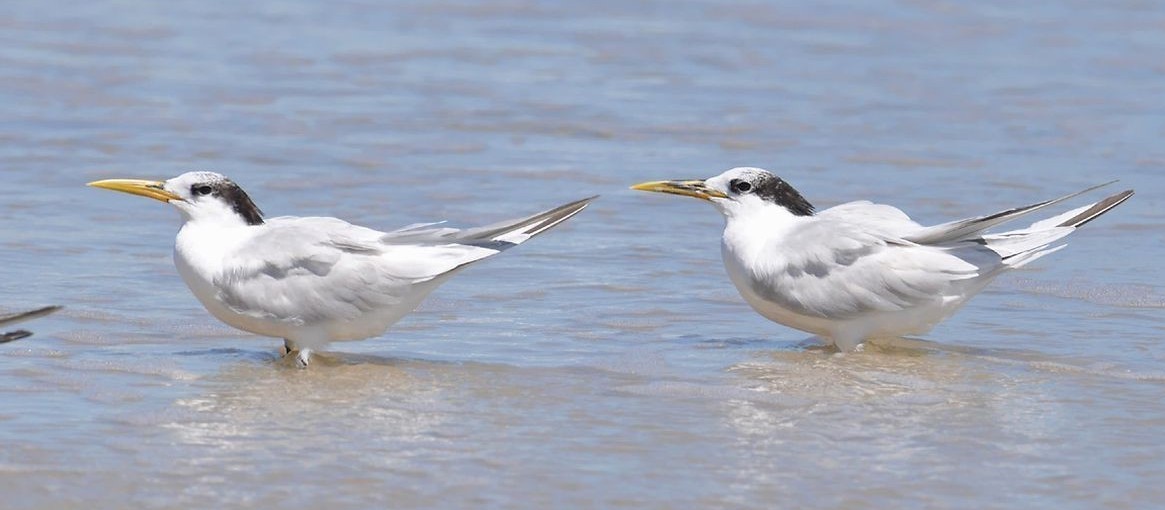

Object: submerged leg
[832,333,865,353]
[280,337,321,368]
[294,348,314,368]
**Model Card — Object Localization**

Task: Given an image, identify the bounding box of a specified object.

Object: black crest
[750,173,815,216]
[199,179,265,226]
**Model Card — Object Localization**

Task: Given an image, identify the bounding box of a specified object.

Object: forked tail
[983,188,1134,267]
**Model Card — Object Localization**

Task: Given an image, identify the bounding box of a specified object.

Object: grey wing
[753,222,986,319]
[215,218,491,323]
[816,200,924,238]
[214,196,596,324]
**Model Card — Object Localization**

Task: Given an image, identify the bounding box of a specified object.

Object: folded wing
[754,221,984,320]
[214,197,596,324]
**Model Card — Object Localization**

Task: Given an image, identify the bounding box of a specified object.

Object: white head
[88,171,265,226]
[631,167,815,220]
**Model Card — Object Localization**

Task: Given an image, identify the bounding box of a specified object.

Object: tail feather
[982,227,1074,260]
[980,189,1133,266]
[1001,244,1067,268]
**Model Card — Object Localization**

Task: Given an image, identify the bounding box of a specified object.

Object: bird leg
[832,334,865,353]
[278,339,314,368]
[294,349,313,368]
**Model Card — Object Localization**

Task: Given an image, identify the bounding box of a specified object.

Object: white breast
[173,222,294,338]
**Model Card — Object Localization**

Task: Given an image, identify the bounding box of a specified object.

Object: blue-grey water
[2,1,1164,508]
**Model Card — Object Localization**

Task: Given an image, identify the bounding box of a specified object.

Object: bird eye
[730,179,752,194]
[192,185,213,196]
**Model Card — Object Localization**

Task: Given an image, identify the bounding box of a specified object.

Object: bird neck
[721,203,806,262]
[174,219,260,278]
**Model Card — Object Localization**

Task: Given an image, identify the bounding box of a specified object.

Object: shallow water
[2,1,1165,508]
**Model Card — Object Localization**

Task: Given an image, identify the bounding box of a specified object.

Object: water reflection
[717,345,1148,506]
[169,355,452,448]
[159,356,457,505]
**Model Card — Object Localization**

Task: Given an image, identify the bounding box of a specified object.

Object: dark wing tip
[0,305,62,328]
[566,195,600,207]
[1058,189,1135,228]
[524,195,598,235]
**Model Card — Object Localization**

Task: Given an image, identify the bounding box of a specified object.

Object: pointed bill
[630,180,728,201]
[87,179,181,202]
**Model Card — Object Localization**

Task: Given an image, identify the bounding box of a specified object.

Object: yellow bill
[87,179,181,202]
[630,180,728,201]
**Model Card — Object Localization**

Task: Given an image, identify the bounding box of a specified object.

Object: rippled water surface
[2,1,1165,508]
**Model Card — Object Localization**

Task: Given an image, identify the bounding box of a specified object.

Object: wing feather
[210,196,594,325]
[903,181,1117,245]
[752,220,983,320]
[0,306,61,328]
[215,217,494,323]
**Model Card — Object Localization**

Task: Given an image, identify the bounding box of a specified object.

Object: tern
[89,171,595,367]
[632,167,1133,351]
[0,305,61,343]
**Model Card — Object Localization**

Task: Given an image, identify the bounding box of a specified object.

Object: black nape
[753,174,815,216]
[210,180,265,225]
